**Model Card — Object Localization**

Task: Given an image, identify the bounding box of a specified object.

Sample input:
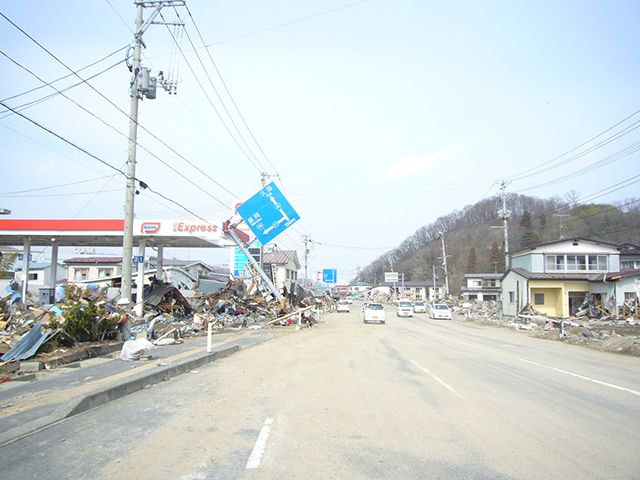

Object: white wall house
[263,250,300,294]
[380,281,445,301]
[64,256,123,282]
[502,238,640,319]
[14,262,66,293]
[461,273,502,302]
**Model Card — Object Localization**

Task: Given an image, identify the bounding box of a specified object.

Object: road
[1,302,639,479]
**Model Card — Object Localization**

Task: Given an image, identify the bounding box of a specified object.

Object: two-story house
[501,238,640,319]
[64,256,123,282]
[461,273,502,302]
[380,281,445,301]
[262,250,300,294]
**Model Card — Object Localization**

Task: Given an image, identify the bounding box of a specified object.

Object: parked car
[430,303,452,320]
[414,301,427,313]
[363,303,386,324]
[396,299,414,317]
[337,300,350,313]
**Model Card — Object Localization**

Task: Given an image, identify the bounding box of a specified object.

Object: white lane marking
[245,419,273,470]
[410,359,465,398]
[425,330,640,397]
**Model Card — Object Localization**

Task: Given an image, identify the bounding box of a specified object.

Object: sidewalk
[0,328,273,446]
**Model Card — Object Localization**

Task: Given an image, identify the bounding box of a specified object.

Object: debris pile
[1,277,334,367]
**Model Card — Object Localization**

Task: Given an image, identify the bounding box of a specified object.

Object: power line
[502,108,640,182]
[184,3,279,175]
[204,0,369,48]
[161,10,266,174]
[0,44,129,104]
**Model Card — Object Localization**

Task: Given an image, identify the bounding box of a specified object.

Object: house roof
[14,262,64,271]
[509,237,621,256]
[147,256,214,271]
[618,242,640,256]
[463,273,503,279]
[606,268,640,281]
[506,267,640,283]
[263,250,300,268]
[506,267,604,282]
[64,256,123,265]
[380,281,444,287]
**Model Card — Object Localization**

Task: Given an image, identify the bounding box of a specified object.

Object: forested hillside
[353,193,640,296]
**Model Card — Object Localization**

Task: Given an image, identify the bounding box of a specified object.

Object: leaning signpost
[227,182,301,302]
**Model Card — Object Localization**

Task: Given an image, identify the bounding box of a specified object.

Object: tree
[519,211,533,229]
[490,242,505,273]
[465,247,477,274]
[0,251,18,280]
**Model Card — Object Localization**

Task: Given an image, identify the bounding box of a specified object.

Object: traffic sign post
[236,182,300,245]
[323,269,337,284]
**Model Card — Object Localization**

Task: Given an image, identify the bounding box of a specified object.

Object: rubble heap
[1,278,336,367]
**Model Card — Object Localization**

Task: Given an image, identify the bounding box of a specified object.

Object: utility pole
[303,235,313,288]
[438,232,450,296]
[121,1,184,310]
[432,265,437,301]
[492,181,512,269]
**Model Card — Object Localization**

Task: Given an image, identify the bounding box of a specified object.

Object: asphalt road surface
[2,302,640,479]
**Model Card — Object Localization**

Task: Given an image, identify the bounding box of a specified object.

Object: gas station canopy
[0,219,234,249]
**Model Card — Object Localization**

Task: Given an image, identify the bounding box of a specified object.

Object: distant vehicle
[430,303,452,320]
[362,301,371,311]
[364,303,385,324]
[346,297,354,304]
[337,300,350,313]
[396,299,414,317]
[414,301,427,313]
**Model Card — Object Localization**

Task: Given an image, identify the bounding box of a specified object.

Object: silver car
[430,303,452,320]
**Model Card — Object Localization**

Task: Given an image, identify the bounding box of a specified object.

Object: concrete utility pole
[432,265,437,301]
[438,232,450,296]
[496,181,512,268]
[303,235,312,287]
[121,1,184,310]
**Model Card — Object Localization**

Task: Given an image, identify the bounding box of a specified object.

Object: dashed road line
[410,359,465,398]
[246,418,273,469]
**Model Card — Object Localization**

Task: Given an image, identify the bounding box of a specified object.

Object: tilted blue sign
[236,182,300,245]
[323,269,337,284]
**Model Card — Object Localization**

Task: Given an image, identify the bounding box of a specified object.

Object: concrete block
[18,362,42,373]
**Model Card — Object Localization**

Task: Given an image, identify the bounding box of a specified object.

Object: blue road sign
[133,256,144,264]
[323,269,337,284]
[236,182,300,245]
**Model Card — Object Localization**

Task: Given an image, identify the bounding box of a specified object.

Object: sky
[1,0,640,284]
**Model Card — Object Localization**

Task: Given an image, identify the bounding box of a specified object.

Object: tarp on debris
[1,321,53,361]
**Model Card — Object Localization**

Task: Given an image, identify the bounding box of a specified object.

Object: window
[625,292,637,301]
[534,293,545,305]
[74,268,88,281]
[509,291,515,303]
[622,260,640,269]
[98,268,113,278]
[545,255,565,271]
[546,254,608,272]
[473,280,481,287]
[28,273,38,281]
[588,255,608,271]
[567,255,587,271]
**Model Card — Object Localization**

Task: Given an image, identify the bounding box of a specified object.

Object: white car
[414,301,427,313]
[337,300,350,313]
[363,303,386,324]
[430,303,452,320]
[396,299,414,317]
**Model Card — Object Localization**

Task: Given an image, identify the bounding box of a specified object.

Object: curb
[0,344,240,447]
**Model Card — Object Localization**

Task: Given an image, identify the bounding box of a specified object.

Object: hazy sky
[1,0,639,283]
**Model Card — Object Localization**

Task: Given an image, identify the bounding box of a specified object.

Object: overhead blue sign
[323,269,337,284]
[236,182,300,245]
